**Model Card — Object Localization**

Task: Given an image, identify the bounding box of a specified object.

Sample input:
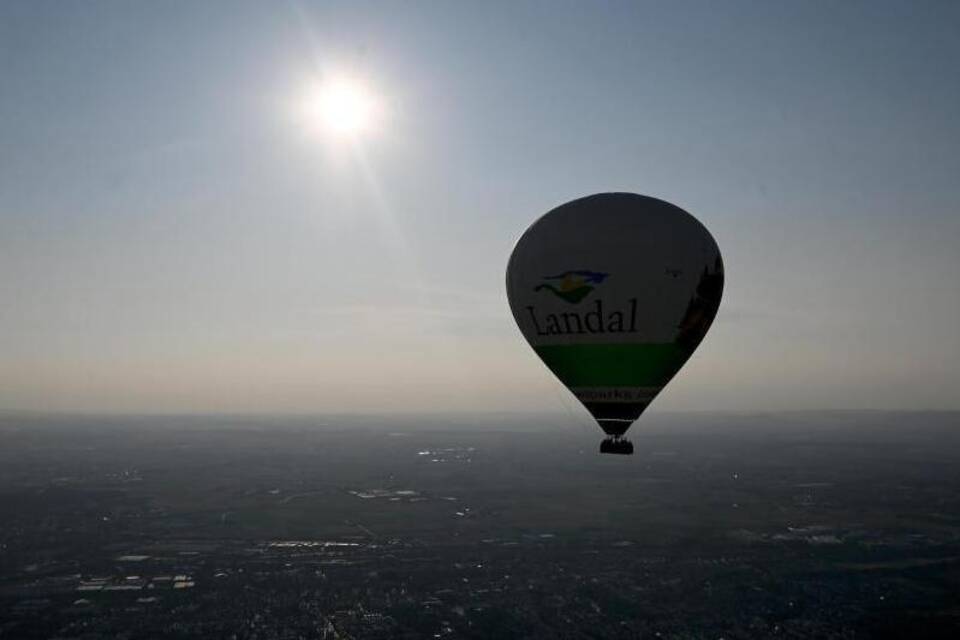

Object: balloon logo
[506,193,724,454]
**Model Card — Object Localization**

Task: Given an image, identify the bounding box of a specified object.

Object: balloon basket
[599,438,634,455]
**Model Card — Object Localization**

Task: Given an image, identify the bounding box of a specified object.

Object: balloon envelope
[506,193,723,438]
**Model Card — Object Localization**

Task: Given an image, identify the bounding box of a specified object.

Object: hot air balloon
[506,193,723,454]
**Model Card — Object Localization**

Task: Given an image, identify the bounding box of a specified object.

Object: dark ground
[1,410,958,639]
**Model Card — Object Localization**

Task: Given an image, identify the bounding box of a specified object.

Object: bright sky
[1,1,958,414]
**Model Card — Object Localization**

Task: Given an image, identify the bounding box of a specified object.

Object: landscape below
[0,411,958,639]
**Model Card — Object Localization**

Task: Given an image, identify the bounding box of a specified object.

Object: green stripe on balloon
[533,343,691,388]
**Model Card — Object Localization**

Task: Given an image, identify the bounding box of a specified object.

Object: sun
[300,77,378,138]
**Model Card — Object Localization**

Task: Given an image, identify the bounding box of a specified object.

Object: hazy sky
[2,1,958,415]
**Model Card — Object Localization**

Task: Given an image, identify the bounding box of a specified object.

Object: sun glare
[301,77,378,138]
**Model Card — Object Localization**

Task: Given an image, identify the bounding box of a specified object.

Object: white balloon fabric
[506,193,723,446]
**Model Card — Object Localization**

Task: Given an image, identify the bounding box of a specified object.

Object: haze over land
[2,411,959,638]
